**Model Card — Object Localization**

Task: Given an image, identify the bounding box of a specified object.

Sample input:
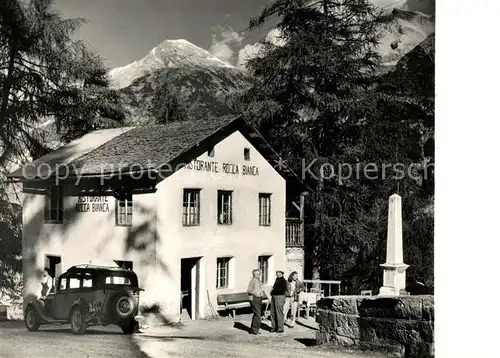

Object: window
[82,273,92,288]
[217,190,232,225]
[207,146,215,157]
[244,148,250,161]
[183,189,201,226]
[258,256,271,284]
[44,185,63,223]
[58,276,67,291]
[259,193,271,226]
[68,277,80,289]
[105,276,132,285]
[116,191,132,226]
[216,257,230,288]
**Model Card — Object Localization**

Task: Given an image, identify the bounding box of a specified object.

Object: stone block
[316,331,331,345]
[405,340,434,357]
[359,317,421,345]
[419,321,434,343]
[358,296,431,320]
[335,313,359,339]
[318,296,359,314]
[421,296,434,321]
[332,334,357,346]
[359,340,406,357]
[316,309,334,332]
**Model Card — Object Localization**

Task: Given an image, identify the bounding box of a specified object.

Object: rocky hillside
[109,39,253,124]
[381,32,435,97]
[119,65,253,124]
[377,8,435,73]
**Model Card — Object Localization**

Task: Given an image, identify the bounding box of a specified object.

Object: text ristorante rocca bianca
[76,196,110,213]
[184,160,259,176]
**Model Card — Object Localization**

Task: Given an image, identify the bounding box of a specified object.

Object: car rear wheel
[70,306,88,335]
[25,305,40,332]
[112,293,136,321]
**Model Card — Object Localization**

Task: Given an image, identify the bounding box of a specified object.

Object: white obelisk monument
[379,193,409,296]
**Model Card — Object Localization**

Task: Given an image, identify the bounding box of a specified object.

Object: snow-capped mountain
[109,5,434,124]
[109,39,252,123]
[377,8,435,72]
[109,39,234,89]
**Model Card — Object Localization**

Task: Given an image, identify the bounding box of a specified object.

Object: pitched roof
[8,116,306,190]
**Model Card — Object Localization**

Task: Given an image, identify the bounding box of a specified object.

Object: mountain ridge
[109,39,234,89]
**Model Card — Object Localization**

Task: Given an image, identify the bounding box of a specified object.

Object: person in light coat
[283,271,305,328]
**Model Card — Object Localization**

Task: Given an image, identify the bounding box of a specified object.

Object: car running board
[38,315,67,324]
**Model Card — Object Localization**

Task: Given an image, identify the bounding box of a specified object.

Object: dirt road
[0,321,147,358]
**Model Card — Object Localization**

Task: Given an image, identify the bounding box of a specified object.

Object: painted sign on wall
[184,160,259,176]
[76,196,110,213]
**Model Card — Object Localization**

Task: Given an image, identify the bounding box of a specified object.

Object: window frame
[182,189,201,226]
[81,272,93,289]
[115,191,133,227]
[258,193,272,226]
[244,148,250,161]
[216,257,231,289]
[258,255,271,285]
[67,275,81,290]
[217,190,233,225]
[44,185,63,223]
[58,274,68,292]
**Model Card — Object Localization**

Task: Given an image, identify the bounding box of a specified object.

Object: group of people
[247,269,305,335]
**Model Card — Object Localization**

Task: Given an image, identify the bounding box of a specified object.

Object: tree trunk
[312,170,324,293]
[0,41,18,162]
[0,41,17,125]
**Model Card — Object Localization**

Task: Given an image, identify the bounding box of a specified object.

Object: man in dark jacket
[269,270,287,333]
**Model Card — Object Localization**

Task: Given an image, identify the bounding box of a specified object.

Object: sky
[53,0,275,69]
[53,0,430,70]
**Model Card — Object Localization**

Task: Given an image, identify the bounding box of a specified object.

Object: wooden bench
[217,292,268,318]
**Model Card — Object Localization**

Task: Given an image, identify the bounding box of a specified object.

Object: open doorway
[180,257,202,320]
[44,255,61,287]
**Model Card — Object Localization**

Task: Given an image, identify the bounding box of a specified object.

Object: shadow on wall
[22,180,177,326]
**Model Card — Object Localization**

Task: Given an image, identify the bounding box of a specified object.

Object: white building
[8,116,306,321]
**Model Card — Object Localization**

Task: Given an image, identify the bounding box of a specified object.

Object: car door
[53,274,68,319]
[79,271,95,310]
[54,273,81,319]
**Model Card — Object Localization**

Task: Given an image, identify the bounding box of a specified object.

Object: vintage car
[24,264,144,334]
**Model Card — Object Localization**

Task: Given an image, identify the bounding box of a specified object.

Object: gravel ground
[133,315,392,358]
[0,321,147,358]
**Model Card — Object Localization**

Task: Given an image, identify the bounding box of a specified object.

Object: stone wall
[316,295,434,357]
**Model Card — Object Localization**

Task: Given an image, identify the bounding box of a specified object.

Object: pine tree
[0,0,126,162]
[238,0,434,291]
[0,0,127,292]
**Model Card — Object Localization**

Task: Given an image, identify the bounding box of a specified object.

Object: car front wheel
[69,306,88,335]
[25,305,40,332]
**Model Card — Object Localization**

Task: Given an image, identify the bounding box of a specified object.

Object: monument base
[378,263,409,296]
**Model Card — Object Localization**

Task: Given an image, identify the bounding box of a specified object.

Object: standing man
[247,269,267,335]
[269,270,287,333]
